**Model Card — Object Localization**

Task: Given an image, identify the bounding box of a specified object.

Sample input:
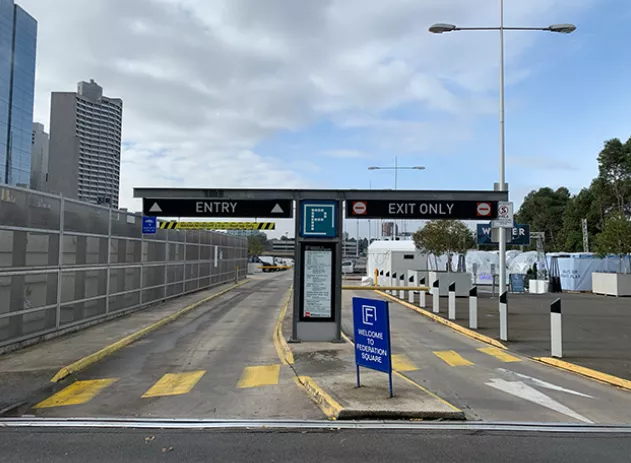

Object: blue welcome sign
[352,297,393,397]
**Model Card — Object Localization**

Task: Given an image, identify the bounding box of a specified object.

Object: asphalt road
[22,273,321,420]
[1,427,630,462]
[342,291,631,424]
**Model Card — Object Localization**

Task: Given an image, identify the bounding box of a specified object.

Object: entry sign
[142,198,293,218]
[142,216,157,234]
[352,297,393,397]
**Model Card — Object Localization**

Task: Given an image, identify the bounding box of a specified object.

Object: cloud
[322,149,368,159]
[508,155,579,171]
[20,0,597,211]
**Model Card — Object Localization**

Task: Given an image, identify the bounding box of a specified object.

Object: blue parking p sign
[142,216,157,234]
[353,296,392,371]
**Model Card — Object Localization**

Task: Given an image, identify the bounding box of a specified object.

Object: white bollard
[399,274,405,299]
[551,298,562,358]
[432,279,439,313]
[386,272,391,294]
[419,277,426,308]
[469,286,478,329]
[448,282,456,320]
[500,291,508,341]
[392,272,397,295]
[408,275,415,303]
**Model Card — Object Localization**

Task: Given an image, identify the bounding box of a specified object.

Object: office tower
[382,221,398,238]
[0,0,37,186]
[48,80,123,208]
[30,122,48,191]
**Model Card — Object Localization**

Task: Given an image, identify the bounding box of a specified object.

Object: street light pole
[429,7,576,342]
[498,0,507,333]
[368,159,425,240]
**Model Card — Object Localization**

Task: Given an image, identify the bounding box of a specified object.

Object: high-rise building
[382,221,398,238]
[48,80,123,208]
[0,0,37,186]
[30,122,48,191]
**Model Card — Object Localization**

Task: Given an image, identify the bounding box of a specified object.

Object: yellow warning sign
[159,222,275,230]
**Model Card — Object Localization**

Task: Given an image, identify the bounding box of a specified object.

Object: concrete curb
[50,280,249,383]
[375,290,508,350]
[293,376,343,420]
[273,286,294,366]
[533,357,631,392]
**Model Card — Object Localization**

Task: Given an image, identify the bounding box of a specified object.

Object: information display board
[300,243,336,321]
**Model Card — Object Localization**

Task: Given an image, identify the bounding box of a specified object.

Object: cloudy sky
[19,0,631,237]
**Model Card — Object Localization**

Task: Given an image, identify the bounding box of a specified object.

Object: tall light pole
[368,156,426,239]
[430,1,575,341]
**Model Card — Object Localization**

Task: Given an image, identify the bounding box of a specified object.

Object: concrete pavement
[342,290,631,424]
[2,425,631,463]
[0,280,247,414]
[4,273,321,420]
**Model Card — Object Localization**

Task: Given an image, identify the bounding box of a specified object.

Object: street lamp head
[412,166,426,170]
[429,23,457,34]
[367,166,379,170]
[548,23,576,34]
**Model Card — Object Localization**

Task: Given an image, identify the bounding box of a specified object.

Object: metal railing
[0,185,247,350]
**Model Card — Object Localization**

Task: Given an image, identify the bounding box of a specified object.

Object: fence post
[551,298,562,358]
[408,274,415,303]
[448,281,456,320]
[419,277,426,308]
[469,286,478,329]
[399,274,405,299]
[164,228,169,299]
[55,195,65,330]
[386,271,391,294]
[500,291,508,341]
[392,272,397,296]
[432,279,439,313]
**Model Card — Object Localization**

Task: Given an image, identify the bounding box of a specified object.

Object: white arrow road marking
[497,368,594,398]
[486,378,593,423]
[149,202,162,213]
[271,204,284,214]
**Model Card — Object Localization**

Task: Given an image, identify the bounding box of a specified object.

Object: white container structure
[367,240,428,284]
[592,272,631,296]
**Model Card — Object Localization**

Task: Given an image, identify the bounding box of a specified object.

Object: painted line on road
[434,350,474,367]
[293,376,343,420]
[50,280,249,383]
[340,330,463,415]
[478,347,521,363]
[533,357,631,392]
[142,371,206,398]
[392,354,418,372]
[374,290,507,349]
[273,285,294,365]
[34,379,119,409]
[237,365,281,389]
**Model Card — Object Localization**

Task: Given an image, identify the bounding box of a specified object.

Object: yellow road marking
[478,347,521,363]
[34,378,118,408]
[237,365,281,388]
[142,371,206,398]
[392,354,418,372]
[434,350,474,367]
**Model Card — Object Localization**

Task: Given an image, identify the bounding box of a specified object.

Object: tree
[515,187,571,251]
[594,213,631,272]
[247,235,265,257]
[560,186,602,252]
[596,136,631,216]
[412,220,475,272]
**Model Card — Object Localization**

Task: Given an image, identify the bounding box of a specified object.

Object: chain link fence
[0,185,247,351]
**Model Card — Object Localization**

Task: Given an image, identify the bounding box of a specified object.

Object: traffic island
[289,340,465,420]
